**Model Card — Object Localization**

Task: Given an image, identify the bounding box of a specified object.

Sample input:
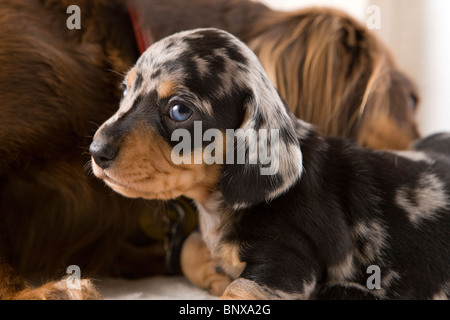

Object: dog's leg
[0,208,101,300]
[181,232,232,296]
[220,279,266,300]
[220,277,317,300]
[13,277,102,300]
[219,246,321,300]
[0,261,101,300]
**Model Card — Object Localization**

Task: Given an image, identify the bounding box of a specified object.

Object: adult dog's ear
[220,80,304,210]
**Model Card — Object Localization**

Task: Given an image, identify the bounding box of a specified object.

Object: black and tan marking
[91,28,450,300]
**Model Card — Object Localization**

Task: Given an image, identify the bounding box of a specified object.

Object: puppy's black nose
[89,140,119,169]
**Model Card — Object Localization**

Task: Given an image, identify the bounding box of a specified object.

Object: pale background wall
[257,0,450,137]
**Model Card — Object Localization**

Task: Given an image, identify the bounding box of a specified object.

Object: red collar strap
[128,6,152,54]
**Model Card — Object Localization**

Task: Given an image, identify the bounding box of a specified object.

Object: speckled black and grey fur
[93,28,450,299]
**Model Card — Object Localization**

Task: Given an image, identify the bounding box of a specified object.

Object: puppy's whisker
[89,121,101,130]
[83,160,94,175]
[106,68,127,77]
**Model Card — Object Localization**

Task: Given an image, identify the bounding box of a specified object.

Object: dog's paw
[181,232,232,296]
[14,278,102,300]
[203,262,233,296]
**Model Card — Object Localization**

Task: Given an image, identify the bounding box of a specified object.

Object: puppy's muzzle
[89,139,119,170]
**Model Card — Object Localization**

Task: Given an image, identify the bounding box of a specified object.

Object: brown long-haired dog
[0,0,419,299]
[246,7,420,150]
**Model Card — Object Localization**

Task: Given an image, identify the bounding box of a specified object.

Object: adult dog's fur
[0,0,419,299]
[133,1,420,149]
[91,28,449,300]
[0,0,153,299]
[246,8,420,149]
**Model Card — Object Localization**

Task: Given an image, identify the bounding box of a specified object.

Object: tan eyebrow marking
[126,68,137,88]
[158,80,178,99]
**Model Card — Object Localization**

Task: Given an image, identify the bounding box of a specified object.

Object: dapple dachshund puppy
[91,28,450,299]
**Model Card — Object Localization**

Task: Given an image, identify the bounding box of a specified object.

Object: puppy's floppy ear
[220,79,304,210]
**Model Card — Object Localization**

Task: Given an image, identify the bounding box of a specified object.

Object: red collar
[128,7,152,54]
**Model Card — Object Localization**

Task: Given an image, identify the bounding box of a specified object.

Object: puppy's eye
[409,94,418,111]
[169,103,193,122]
[120,82,127,98]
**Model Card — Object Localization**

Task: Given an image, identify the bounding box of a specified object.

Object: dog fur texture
[1,0,420,299]
[91,28,450,300]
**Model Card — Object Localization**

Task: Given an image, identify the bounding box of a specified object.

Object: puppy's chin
[91,158,186,200]
[105,178,184,200]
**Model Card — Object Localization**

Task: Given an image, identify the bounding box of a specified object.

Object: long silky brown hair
[248,8,420,150]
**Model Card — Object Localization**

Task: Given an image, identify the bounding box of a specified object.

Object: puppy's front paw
[14,278,102,300]
[220,278,262,300]
[204,262,233,296]
[181,232,232,296]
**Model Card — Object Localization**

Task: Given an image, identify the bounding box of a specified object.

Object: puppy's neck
[193,192,232,261]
